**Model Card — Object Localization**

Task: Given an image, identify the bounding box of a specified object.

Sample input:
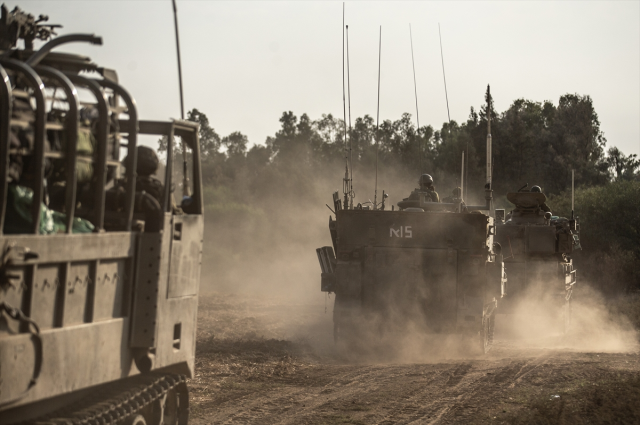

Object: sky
[17,1,640,157]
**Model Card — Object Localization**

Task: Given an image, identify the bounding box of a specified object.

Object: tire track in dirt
[191,295,640,424]
[207,365,416,424]
[403,363,495,424]
[431,350,556,423]
[213,353,557,424]
[366,365,455,425]
[292,365,450,425]
[388,351,555,424]
[377,364,474,424]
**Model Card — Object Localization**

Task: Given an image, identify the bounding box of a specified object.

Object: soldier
[412,174,439,203]
[442,187,462,203]
[442,187,467,211]
[126,146,164,203]
[530,185,551,213]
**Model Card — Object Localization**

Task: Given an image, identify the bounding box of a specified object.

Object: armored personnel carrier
[494,186,580,332]
[317,183,506,353]
[317,81,509,353]
[1,6,204,424]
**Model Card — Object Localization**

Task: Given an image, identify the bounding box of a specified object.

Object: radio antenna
[172,0,190,196]
[486,84,492,189]
[409,24,423,174]
[465,140,469,199]
[374,26,382,210]
[172,0,185,120]
[341,3,349,209]
[438,23,451,125]
[346,24,354,209]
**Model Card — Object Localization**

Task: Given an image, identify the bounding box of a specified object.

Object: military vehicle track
[27,374,188,425]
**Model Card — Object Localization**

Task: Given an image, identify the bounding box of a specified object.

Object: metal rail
[65,74,110,231]
[0,65,12,235]
[0,58,47,234]
[26,33,102,67]
[136,119,203,215]
[96,78,138,231]
[35,66,79,233]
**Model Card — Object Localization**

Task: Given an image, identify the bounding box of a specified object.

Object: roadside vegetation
[162,87,640,321]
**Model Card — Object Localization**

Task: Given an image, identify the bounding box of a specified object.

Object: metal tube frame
[35,66,79,234]
[0,65,12,235]
[0,58,47,234]
[174,121,203,215]
[136,120,203,216]
[96,79,138,231]
[164,126,175,213]
[26,34,103,67]
[65,74,109,232]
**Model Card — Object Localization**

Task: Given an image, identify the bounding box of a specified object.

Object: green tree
[607,147,640,181]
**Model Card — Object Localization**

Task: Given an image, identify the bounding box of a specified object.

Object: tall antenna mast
[571,169,575,217]
[346,25,354,209]
[172,0,190,196]
[409,24,423,173]
[341,3,349,209]
[486,84,493,215]
[465,140,468,200]
[172,0,185,120]
[461,151,465,200]
[374,26,382,211]
[438,23,451,125]
[486,85,492,188]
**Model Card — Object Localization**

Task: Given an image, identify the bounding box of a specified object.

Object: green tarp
[3,184,94,235]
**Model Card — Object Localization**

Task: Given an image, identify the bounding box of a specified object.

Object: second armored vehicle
[494,186,580,332]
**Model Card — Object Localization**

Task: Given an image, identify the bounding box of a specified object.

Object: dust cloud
[498,283,638,354]
[196,167,638,364]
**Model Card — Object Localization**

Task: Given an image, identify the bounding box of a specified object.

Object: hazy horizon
[17,1,640,157]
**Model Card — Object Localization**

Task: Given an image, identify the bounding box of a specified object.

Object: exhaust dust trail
[496,283,638,354]
[196,164,638,362]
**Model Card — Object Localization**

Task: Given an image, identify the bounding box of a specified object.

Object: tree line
[161,88,640,293]
[167,87,638,202]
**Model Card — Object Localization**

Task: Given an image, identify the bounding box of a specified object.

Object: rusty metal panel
[0,318,135,408]
[527,226,556,254]
[362,248,458,330]
[129,231,165,348]
[0,233,136,264]
[336,210,489,251]
[167,215,203,298]
[525,261,563,293]
[0,267,26,334]
[504,262,526,296]
[335,261,362,297]
[152,296,198,377]
[63,262,92,326]
[93,259,127,321]
[130,215,173,348]
[495,224,526,260]
[0,329,37,404]
[30,264,62,329]
[423,249,458,328]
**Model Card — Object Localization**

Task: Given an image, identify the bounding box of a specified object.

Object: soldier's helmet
[530,185,542,193]
[452,187,461,198]
[125,146,159,177]
[419,174,433,187]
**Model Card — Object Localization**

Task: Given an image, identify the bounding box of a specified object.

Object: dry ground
[189,293,640,425]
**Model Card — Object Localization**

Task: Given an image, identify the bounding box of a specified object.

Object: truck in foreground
[1,6,204,424]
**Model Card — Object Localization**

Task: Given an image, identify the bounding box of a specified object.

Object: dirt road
[189,293,640,424]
